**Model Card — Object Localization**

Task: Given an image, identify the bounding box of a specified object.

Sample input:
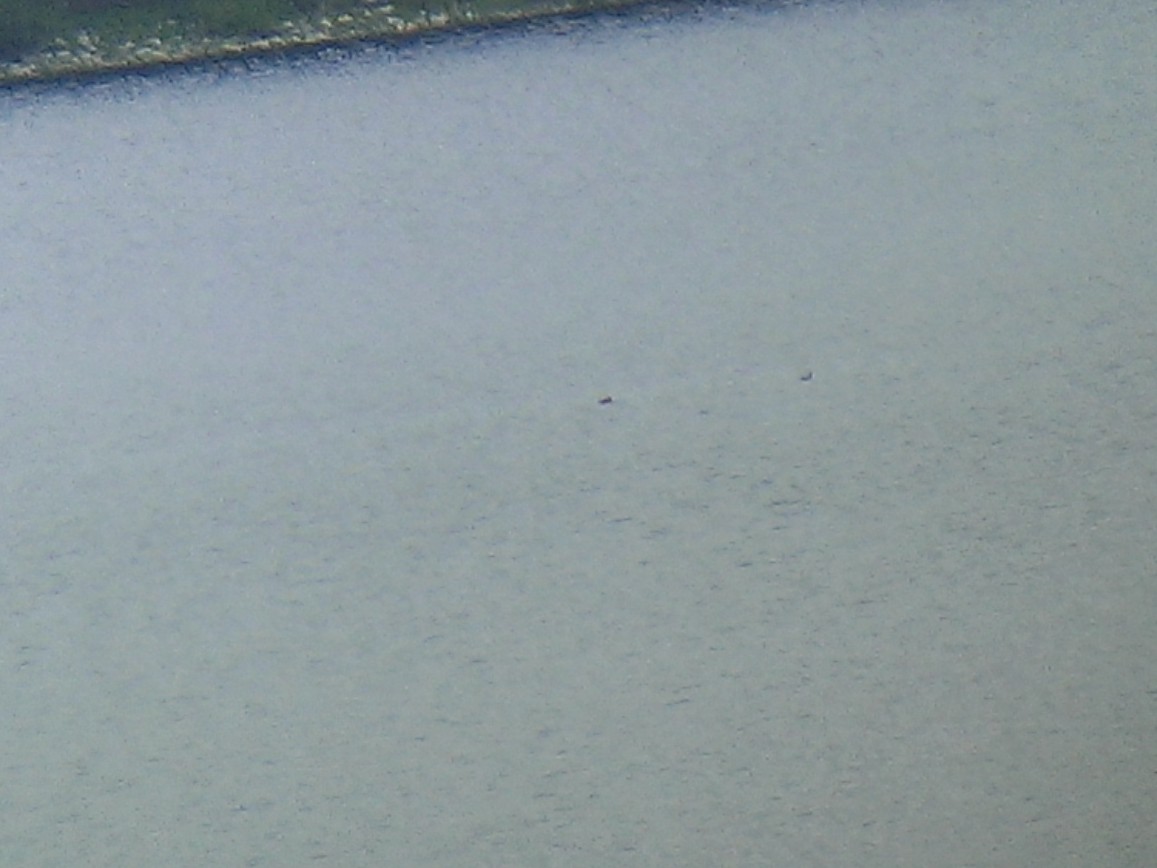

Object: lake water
[1,0,1155,864]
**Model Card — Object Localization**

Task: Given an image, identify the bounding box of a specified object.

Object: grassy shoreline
[0,0,654,87]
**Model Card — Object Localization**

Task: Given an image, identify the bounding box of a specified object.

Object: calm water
[2,0,1155,864]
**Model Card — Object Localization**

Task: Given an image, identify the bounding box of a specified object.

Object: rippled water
[2,1,1155,864]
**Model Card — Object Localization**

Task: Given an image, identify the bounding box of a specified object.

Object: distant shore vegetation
[2,0,300,60]
[0,0,567,68]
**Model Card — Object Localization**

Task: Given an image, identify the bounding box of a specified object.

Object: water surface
[2,1,1155,864]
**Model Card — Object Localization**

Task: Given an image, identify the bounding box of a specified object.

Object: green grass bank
[0,0,652,86]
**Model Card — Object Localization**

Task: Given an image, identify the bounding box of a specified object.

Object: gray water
[2,0,1155,864]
